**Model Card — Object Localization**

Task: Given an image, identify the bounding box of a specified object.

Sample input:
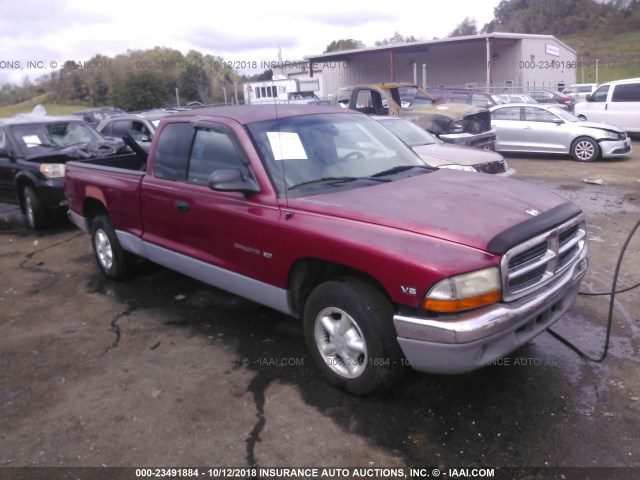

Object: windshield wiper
[288,176,390,191]
[371,165,433,177]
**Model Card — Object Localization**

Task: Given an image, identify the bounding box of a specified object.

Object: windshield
[377,118,439,147]
[397,86,435,109]
[10,121,104,155]
[247,113,425,194]
[548,106,581,122]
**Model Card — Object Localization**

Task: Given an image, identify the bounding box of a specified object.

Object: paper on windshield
[22,135,42,146]
[267,131,307,160]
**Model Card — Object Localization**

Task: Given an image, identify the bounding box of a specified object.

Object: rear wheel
[90,215,136,280]
[571,136,600,162]
[303,278,405,395]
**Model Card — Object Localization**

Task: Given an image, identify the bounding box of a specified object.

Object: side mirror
[552,118,563,125]
[208,169,260,195]
[585,94,592,102]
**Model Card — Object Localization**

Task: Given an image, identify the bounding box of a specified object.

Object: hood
[412,143,503,167]
[575,121,625,134]
[23,138,126,161]
[286,170,570,252]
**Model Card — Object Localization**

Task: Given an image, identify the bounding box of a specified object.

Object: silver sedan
[489,103,632,162]
[374,116,514,175]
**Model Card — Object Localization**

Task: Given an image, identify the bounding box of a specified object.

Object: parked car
[96,110,174,151]
[426,88,506,108]
[562,83,598,104]
[333,83,496,149]
[490,103,632,162]
[525,90,572,110]
[374,116,514,175]
[499,93,538,104]
[71,108,125,128]
[574,77,640,134]
[0,107,129,229]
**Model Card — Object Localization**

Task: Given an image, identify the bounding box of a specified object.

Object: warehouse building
[300,32,576,99]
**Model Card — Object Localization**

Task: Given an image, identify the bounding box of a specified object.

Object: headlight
[439,164,478,173]
[601,131,620,140]
[40,163,66,178]
[423,267,502,313]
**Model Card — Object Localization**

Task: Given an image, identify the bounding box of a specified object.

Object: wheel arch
[287,257,392,319]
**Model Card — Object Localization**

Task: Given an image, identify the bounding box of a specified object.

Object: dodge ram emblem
[525,208,541,216]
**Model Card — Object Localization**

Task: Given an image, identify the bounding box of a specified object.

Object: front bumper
[600,137,632,158]
[393,244,588,374]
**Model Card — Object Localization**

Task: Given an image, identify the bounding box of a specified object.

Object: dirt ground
[1,141,639,479]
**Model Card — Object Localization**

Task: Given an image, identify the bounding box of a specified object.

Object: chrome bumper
[393,244,588,374]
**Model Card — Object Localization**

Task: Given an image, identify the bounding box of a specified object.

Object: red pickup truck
[64,105,589,395]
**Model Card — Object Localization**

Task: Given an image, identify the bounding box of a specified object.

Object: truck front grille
[501,215,586,301]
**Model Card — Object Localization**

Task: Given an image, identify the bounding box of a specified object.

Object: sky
[0,0,503,87]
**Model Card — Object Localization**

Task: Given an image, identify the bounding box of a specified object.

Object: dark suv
[0,111,126,229]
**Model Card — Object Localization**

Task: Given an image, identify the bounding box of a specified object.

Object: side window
[153,123,194,181]
[131,121,151,140]
[471,93,491,106]
[524,107,557,122]
[590,85,609,102]
[109,120,133,138]
[187,128,246,186]
[335,89,351,108]
[445,93,469,104]
[0,128,6,151]
[611,83,640,102]
[492,107,521,120]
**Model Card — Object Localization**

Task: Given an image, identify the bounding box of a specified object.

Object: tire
[23,185,48,230]
[303,278,405,395]
[90,215,136,280]
[571,136,600,162]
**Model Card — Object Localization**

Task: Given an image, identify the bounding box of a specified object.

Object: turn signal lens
[423,267,502,313]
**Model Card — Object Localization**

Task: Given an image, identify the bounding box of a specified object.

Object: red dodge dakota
[64,105,589,395]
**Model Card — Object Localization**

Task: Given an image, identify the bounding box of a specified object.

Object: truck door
[142,121,280,286]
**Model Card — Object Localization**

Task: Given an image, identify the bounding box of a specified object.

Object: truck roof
[163,104,357,125]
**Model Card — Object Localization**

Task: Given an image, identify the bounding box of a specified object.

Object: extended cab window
[153,123,193,181]
[187,128,248,186]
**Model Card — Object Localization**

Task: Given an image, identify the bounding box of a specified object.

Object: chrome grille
[501,215,586,301]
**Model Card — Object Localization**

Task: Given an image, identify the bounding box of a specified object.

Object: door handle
[175,200,190,213]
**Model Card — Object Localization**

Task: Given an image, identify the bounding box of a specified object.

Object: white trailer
[244,77,320,104]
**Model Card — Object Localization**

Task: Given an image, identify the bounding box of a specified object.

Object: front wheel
[90,215,136,280]
[303,279,405,395]
[23,185,48,230]
[571,136,600,162]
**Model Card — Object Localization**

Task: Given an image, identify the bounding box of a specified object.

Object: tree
[374,32,418,46]
[112,71,169,111]
[324,39,365,53]
[449,17,478,37]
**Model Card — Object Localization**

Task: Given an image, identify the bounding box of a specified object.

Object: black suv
[0,110,126,229]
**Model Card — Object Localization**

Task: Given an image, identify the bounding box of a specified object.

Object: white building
[302,33,577,99]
